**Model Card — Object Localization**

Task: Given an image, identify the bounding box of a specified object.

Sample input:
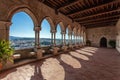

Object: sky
[10,12,68,39]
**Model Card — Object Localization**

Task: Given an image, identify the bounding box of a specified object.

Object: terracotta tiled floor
[0,47,120,80]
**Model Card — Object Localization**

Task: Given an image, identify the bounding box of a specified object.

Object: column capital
[0,21,12,29]
[34,26,41,31]
[0,21,12,24]
[50,30,56,33]
[68,31,72,35]
[61,31,66,34]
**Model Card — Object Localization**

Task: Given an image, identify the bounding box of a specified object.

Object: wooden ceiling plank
[68,0,119,16]
[57,0,81,11]
[91,0,95,5]
[77,14,120,23]
[85,23,116,28]
[74,8,120,21]
[85,21,116,26]
[81,19,118,25]
[84,22,116,28]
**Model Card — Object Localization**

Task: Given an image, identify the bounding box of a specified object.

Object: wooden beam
[39,0,46,3]
[74,8,120,21]
[85,24,115,28]
[78,15,120,24]
[67,0,120,16]
[85,22,116,27]
[82,19,118,26]
[57,0,80,11]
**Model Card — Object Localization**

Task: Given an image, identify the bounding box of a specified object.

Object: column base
[62,46,68,52]
[36,48,44,59]
[52,47,60,55]
[69,45,73,50]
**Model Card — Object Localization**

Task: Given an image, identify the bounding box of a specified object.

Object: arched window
[40,19,51,47]
[10,12,34,50]
[56,24,62,46]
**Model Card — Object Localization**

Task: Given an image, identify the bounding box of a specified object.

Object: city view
[9,12,82,50]
[10,36,70,50]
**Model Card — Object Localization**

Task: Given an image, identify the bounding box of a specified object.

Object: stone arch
[77,28,81,36]
[40,16,55,31]
[67,25,72,34]
[56,22,65,33]
[73,27,77,35]
[7,5,39,27]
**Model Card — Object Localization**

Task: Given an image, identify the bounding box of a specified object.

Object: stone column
[84,32,86,45]
[61,32,63,45]
[74,34,76,45]
[79,35,81,44]
[0,21,12,41]
[51,32,53,46]
[61,32,66,46]
[71,33,72,44]
[63,33,66,45]
[34,26,41,48]
[51,30,56,46]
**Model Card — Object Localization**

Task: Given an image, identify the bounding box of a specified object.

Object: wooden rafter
[82,19,118,25]
[78,15,120,24]
[41,0,120,28]
[84,22,116,27]
[67,0,119,17]
[85,23,116,28]
[57,0,80,11]
[74,9,120,21]
[74,12,120,21]
[83,22,116,28]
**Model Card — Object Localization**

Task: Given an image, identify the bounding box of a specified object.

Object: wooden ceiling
[39,0,120,28]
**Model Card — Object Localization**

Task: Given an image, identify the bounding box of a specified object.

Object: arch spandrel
[7,5,39,27]
[55,21,65,33]
[40,16,55,31]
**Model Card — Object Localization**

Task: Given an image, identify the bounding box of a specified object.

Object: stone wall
[116,19,120,52]
[0,0,82,40]
[86,26,117,47]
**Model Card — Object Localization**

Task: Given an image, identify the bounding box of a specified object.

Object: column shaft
[63,33,66,45]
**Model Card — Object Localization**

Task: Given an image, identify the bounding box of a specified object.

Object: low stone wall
[15,48,35,59]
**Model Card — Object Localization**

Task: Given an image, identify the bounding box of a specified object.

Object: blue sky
[10,12,68,39]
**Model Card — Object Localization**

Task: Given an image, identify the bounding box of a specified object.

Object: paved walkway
[0,47,120,80]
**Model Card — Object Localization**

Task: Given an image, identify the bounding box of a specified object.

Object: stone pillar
[34,26,41,48]
[51,32,54,46]
[54,32,56,46]
[83,32,86,45]
[63,33,66,45]
[61,32,66,46]
[71,33,72,44]
[74,34,76,45]
[0,21,12,41]
[61,33,63,45]
[51,30,56,46]
[79,34,80,44]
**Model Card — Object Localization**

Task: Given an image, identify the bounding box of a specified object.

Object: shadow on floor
[0,47,120,80]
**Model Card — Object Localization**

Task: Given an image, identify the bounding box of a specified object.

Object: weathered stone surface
[0,47,120,80]
[86,26,117,47]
